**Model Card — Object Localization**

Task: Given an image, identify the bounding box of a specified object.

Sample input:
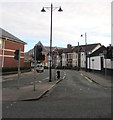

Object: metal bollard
[57,71,60,79]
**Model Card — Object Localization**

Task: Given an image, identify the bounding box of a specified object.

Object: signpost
[18,48,21,89]
[33,45,45,91]
[14,48,21,89]
[34,46,37,91]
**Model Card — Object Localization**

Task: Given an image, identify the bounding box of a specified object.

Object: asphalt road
[2,70,111,118]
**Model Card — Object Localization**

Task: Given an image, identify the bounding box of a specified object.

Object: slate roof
[90,46,106,57]
[26,41,64,55]
[0,27,26,44]
[26,42,102,56]
[73,43,101,52]
[36,41,48,52]
[62,48,73,53]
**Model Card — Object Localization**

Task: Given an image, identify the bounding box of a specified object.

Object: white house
[87,46,113,73]
[72,43,102,70]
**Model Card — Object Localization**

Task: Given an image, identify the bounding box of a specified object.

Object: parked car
[36,64,44,73]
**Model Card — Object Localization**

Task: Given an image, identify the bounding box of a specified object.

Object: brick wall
[5,39,24,51]
[4,57,24,67]
[24,62,31,68]
[2,39,25,68]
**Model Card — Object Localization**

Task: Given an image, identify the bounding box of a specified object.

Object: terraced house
[0,27,26,68]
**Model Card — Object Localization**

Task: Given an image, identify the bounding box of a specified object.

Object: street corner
[2,77,60,102]
[18,80,60,101]
[2,84,41,101]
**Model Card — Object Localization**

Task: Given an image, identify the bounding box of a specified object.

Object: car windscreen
[37,65,42,68]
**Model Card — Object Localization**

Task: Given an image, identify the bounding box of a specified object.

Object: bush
[2,67,18,72]
[2,67,31,73]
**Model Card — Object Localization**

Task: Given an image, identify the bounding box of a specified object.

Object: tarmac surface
[2,70,112,101]
[79,70,112,87]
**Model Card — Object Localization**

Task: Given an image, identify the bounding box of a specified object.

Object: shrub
[2,67,31,73]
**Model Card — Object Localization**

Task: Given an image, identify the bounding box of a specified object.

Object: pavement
[79,70,112,88]
[2,72,66,102]
[2,70,112,102]
[2,79,62,101]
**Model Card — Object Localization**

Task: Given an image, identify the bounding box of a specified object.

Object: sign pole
[17,48,21,89]
[34,46,36,91]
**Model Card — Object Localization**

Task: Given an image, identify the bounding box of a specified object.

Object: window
[0,39,2,49]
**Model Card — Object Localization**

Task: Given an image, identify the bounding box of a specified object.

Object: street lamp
[41,3,63,82]
[77,42,80,71]
[81,32,87,72]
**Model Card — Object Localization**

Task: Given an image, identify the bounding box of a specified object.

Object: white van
[36,64,44,73]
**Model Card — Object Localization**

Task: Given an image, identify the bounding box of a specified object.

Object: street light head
[41,7,46,12]
[58,7,63,12]
[81,34,83,37]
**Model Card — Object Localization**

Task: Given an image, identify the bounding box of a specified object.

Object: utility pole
[85,32,87,72]
[78,42,80,71]
[81,32,87,72]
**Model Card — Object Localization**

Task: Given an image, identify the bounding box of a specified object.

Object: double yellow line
[80,73,92,83]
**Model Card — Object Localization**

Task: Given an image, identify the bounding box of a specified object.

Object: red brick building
[0,28,26,68]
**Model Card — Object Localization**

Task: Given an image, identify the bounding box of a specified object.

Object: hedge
[2,67,31,73]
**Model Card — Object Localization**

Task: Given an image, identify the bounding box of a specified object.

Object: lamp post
[41,3,63,82]
[81,32,87,72]
[77,42,80,71]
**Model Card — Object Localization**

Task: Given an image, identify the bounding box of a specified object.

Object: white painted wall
[104,59,112,69]
[87,57,90,69]
[92,56,101,70]
[80,52,85,68]
[62,53,66,66]
[56,55,60,66]
[89,56,101,70]
[88,56,113,70]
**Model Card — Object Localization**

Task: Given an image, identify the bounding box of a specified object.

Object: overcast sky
[0,0,112,52]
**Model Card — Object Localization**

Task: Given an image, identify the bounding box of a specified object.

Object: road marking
[80,73,92,83]
[43,77,49,81]
[30,77,48,85]
[80,73,84,76]
[85,76,92,83]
